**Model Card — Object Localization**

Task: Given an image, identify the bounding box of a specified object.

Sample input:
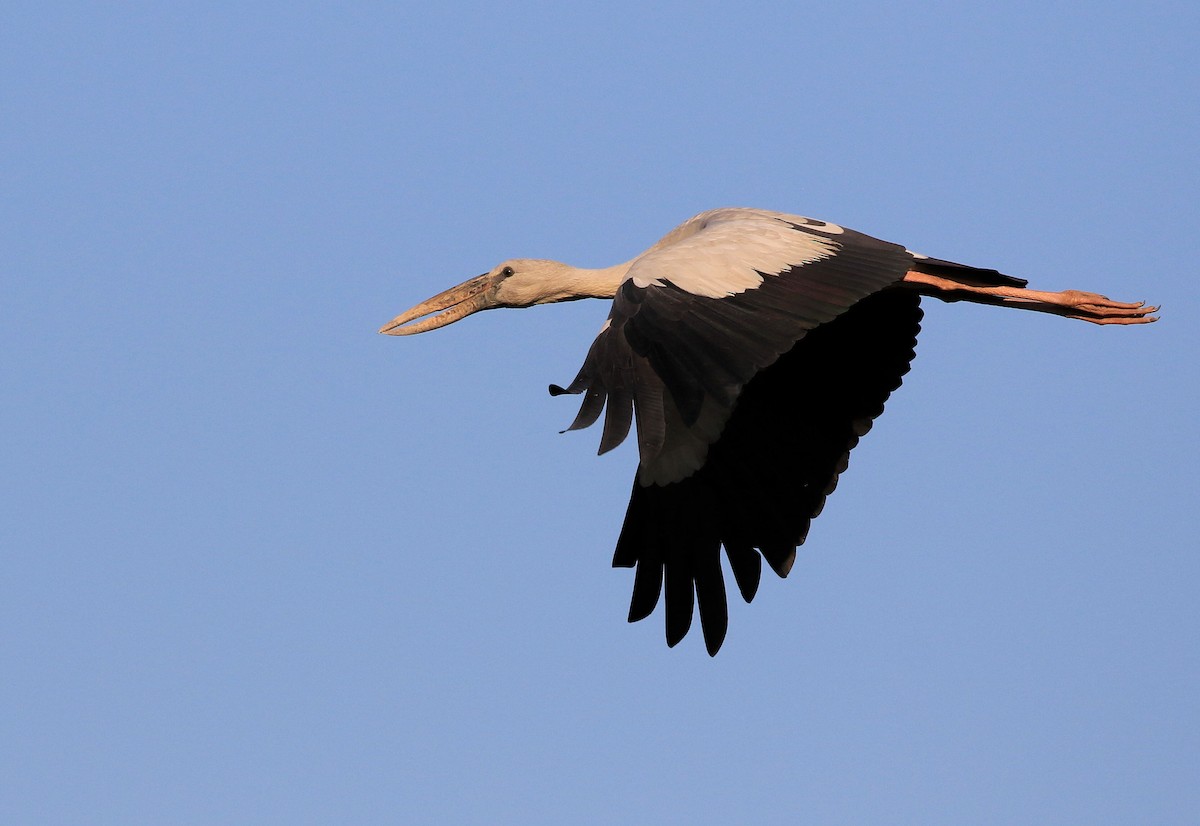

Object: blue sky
[3,2,1197,823]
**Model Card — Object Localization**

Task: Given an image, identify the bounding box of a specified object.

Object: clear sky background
[3,2,1197,823]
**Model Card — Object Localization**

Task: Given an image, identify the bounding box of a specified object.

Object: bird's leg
[900,271,1159,325]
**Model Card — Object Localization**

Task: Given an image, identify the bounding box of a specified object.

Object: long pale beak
[378,273,500,336]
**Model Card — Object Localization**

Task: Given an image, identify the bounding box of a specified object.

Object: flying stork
[380,208,1157,655]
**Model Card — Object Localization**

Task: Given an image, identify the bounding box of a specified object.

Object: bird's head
[379,258,571,336]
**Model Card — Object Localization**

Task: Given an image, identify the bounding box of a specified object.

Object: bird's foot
[1054,291,1159,325]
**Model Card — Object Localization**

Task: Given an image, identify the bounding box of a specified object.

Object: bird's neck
[550,261,632,302]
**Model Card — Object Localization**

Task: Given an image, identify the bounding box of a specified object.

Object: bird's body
[381,208,1156,655]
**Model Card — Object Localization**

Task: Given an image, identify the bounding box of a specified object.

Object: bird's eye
[501,266,515,277]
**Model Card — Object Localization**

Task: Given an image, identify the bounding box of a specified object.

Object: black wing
[613,289,923,655]
[551,215,921,654]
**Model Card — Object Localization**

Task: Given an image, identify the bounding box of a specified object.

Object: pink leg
[901,271,1159,325]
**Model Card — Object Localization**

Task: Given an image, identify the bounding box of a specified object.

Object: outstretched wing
[549,210,928,654]
[614,289,923,655]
